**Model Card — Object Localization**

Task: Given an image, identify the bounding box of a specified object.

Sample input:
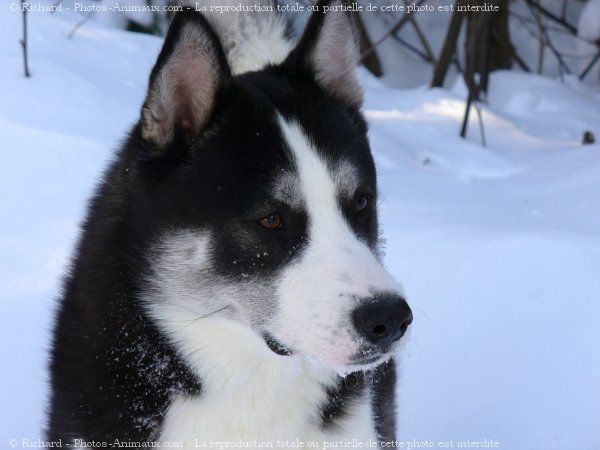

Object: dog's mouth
[262,333,294,356]
[350,341,397,365]
[261,332,393,370]
[348,352,389,367]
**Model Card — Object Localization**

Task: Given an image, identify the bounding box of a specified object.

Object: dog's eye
[356,195,370,213]
[259,212,284,230]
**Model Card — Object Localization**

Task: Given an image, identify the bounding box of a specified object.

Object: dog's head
[134,2,411,371]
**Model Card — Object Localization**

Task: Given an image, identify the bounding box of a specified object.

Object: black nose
[352,295,412,346]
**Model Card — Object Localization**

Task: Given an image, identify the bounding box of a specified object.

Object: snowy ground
[1,4,600,450]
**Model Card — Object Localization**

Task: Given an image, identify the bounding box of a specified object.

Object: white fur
[183,0,293,74]
[309,4,363,106]
[152,312,377,448]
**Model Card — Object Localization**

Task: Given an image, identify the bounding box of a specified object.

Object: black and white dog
[49,1,412,447]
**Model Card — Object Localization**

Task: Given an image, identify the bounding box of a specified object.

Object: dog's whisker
[189,305,234,323]
[174,305,234,332]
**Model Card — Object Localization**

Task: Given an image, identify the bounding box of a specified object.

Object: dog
[48,1,412,447]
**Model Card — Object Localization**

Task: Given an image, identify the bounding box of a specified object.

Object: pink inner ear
[180,118,193,132]
[142,24,221,147]
[172,45,216,134]
[309,11,362,107]
[174,79,195,133]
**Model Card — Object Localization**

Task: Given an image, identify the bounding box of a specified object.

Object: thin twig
[375,11,435,63]
[513,50,531,72]
[579,51,600,80]
[541,26,571,75]
[360,0,427,61]
[525,0,572,76]
[20,0,30,78]
[474,101,487,147]
[392,33,434,63]
[510,11,597,45]
[510,11,593,59]
[460,5,493,145]
[68,12,94,39]
[403,0,437,65]
[534,0,545,73]
[523,0,577,34]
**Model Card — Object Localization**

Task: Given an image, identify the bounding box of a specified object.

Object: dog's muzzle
[262,293,412,366]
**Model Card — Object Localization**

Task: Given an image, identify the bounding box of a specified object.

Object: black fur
[371,360,398,445]
[320,372,366,428]
[48,2,398,444]
[48,128,202,442]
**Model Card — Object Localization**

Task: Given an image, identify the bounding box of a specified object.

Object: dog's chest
[153,316,378,448]
[158,375,376,447]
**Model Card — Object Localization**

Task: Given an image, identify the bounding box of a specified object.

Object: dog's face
[135,7,411,370]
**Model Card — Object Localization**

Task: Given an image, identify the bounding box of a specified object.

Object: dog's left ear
[285,0,363,107]
[141,9,231,151]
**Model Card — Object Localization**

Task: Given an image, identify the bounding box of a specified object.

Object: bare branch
[20,0,30,78]
[524,0,572,76]
[360,0,427,61]
[374,9,436,64]
[403,0,437,65]
[392,33,435,63]
[580,51,600,80]
[68,12,94,40]
[474,101,487,147]
[533,0,545,73]
[513,50,531,72]
[523,0,577,34]
[431,1,464,87]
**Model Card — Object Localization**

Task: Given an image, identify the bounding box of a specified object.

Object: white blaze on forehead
[277,118,349,236]
[274,117,404,366]
[276,116,397,286]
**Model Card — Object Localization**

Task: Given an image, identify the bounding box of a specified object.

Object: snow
[2,5,600,450]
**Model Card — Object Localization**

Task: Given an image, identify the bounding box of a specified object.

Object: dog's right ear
[284,0,363,108]
[140,9,231,152]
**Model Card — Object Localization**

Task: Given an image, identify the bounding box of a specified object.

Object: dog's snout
[352,295,412,346]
